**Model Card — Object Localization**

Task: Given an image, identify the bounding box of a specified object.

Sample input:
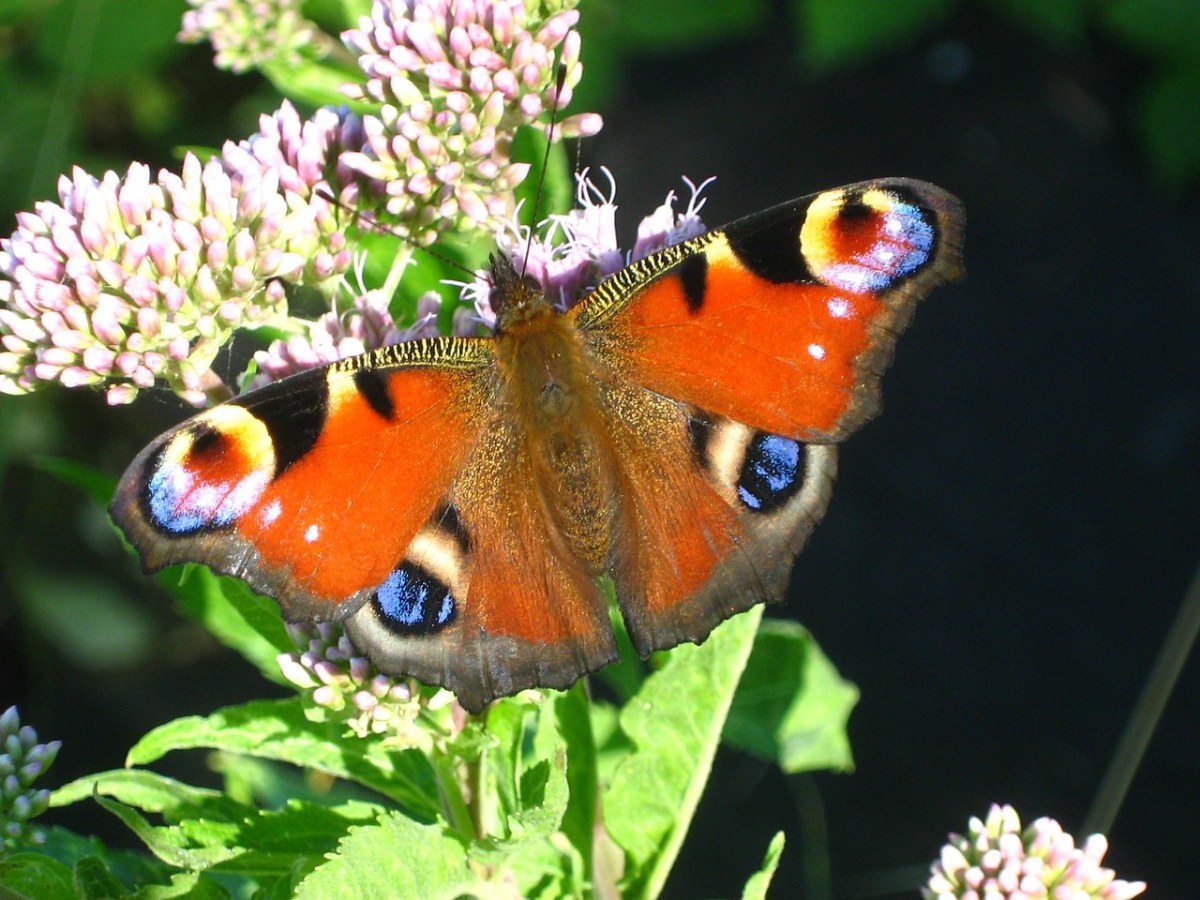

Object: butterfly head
[487,253,553,332]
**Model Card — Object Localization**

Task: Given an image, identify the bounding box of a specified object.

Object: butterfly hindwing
[344,406,618,713]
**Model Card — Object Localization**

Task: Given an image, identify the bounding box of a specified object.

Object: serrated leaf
[796,0,954,70]
[0,852,76,900]
[95,797,240,870]
[125,699,440,819]
[295,812,479,899]
[740,831,785,900]
[606,607,762,900]
[724,620,857,774]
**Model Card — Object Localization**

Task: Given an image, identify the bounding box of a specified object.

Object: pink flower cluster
[341,0,602,239]
[179,0,317,73]
[924,804,1146,900]
[0,103,361,405]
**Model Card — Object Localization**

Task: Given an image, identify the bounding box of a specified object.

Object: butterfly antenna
[520,62,569,279]
[313,188,477,281]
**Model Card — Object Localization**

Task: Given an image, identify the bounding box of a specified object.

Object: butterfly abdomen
[496,302,620,572]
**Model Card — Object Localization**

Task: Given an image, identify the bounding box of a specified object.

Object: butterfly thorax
[491,265,619,573]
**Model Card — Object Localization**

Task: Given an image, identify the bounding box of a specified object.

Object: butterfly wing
[110,338,497,622]
[112,335,618,712]
[574,179,963,653]
[575,178,964,441]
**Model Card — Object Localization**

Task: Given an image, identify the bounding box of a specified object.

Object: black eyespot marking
[724,202,814,285]
[232,371,328,474]
[686,409,714,466]
[737,433,803,513]
[354,368,394,420]
[372,561,456,635]
[435,503,471,555]
[677,254,708,313]
[187,422,224,457]
[838,191,872,221]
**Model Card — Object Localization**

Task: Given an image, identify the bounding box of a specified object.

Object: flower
[339,0,603,242]
[462,168,713,328]
[248,287,443,387]
[0,103,358,406]
[0,706,60,849]
[923,804,1146,900]
[180,0,319,73]
[278,623,458,745]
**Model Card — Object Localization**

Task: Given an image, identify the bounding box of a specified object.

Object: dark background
[2,1,1197,897]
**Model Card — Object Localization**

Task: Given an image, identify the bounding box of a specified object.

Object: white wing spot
[827,297,851,318]
[304,524,320,543]
[808,343,826,361]
[260,499,283,526]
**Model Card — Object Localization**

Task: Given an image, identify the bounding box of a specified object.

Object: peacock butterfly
[110,178,964,713]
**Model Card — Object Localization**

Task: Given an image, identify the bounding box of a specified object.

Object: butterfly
[110,178,964,713]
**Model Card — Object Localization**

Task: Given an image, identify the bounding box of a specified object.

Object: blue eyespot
[373,563,455,634]
[737,434,802,512]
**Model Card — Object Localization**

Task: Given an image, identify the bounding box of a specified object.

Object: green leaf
[1134,65,1200,190]
[36,827,171,892]
[551,683,601,869]
[1103,0,1200,62]
[133,872,232,899]
[126,699,441,819]
[263,57,367,110]
[295,812,480,899]
[156,566,294,682]
[0,852,76,900]
[94,796,239,871]
[612,0,771,51]
[511,127,574,222]
[71,855,126,898]
[723,620,857,774]
[796,0,954,70]
[740,832,785,900]
[52,768,248,824]
[606,606,763,899]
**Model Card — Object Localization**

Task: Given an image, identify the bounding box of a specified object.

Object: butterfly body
[111,179,964,712]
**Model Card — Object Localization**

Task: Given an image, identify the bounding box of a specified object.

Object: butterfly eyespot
[372,562,457,634]
[141,407,275,536]
[736,433,803,513]
[801,187,936,294]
